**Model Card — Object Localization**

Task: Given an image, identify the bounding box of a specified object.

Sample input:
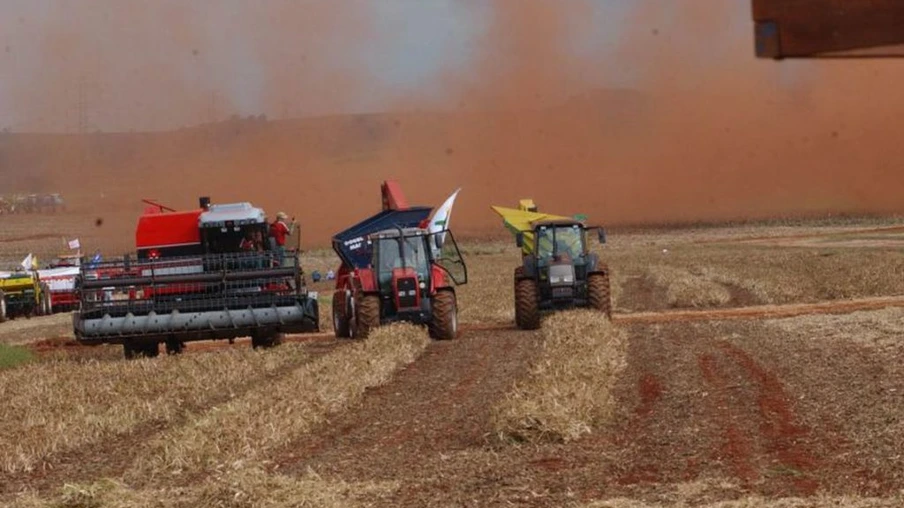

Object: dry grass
[609,244,904,312]
[491,310,628,443]
[456,242,519,325]
[0,313,73,346]
[128,323,429,482]
[0,345,307,473]
[645,265,732,308]
[10,466,398,508]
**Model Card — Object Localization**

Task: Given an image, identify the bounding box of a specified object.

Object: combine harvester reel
[331,181,468,340]
[492,199,611,330]
[72,197,320,359]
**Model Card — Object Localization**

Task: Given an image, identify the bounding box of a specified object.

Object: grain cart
[72,197,320,358]
[0,271,51,321]
[331,181,467,339]
[491,199,610,329]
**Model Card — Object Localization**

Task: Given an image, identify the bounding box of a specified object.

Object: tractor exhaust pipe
[199,196,211,210]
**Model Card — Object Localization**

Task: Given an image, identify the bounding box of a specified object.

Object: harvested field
[2,219,904,506]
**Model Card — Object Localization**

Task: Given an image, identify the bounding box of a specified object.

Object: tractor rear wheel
[332,291,351,338]
[352,294,380,339]
[429,289,458,340]
[0,291,6,323]
[588,271,612,319]
[514,277,540,330]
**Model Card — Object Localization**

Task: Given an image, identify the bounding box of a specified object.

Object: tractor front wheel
[587,272,612,319]
[429,289,458,340]
[332,291,351,338]
[514,277,540,330]
[352,294,380,339]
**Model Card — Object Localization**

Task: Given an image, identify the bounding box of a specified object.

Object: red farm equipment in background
[72,196,320,359]
[331,181,467,340]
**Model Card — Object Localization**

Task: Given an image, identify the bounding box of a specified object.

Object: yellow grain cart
[0,271,51,322]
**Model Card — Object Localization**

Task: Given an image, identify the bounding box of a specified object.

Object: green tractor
[0,271,51,322]
[492,200,611,330]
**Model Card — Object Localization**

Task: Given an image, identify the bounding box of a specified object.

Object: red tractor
[72,196,320,358]
[331,182,467,340]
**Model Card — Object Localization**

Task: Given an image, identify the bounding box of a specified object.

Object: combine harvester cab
[331,181,467,340]
[492,199,611,330]
[72,197,320,359]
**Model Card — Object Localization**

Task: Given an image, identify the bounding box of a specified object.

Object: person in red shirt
[269,212,296,266]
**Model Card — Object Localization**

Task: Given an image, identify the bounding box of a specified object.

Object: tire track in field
[275,329,541,492]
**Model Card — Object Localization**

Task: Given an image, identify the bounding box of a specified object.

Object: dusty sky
[0,0,820,133]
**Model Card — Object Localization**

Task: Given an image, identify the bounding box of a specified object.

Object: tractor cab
[372,228,431,292]
[365,227,467,321]
[517,219,605,262]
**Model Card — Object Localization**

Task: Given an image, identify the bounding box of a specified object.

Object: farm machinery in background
[0,270,52,322]
[0,193,65,214]
[492,199,611,330]
[72,196,320,358]
[331,181,467,340]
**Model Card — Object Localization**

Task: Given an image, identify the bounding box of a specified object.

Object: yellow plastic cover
[490,205,571,256]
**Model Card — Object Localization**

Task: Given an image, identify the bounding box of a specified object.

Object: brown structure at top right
[752,0,904,59]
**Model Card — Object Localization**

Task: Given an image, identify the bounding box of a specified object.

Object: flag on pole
[428,188,461,234]
[427,187,461,249]
[21,253,35,271]
[68,238,80,250]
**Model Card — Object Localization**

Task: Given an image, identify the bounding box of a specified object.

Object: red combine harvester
[331,181,467,340]
[72,197,320,358]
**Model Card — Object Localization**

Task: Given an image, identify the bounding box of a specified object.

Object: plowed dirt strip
[276,329,542,501]
[0,338,344,501]
[269,317,904,507]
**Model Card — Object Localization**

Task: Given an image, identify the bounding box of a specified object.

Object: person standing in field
[269,212,296,266]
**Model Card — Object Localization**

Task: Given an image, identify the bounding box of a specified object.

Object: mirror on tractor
[515,233,524,248]
[598,228,607,244]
